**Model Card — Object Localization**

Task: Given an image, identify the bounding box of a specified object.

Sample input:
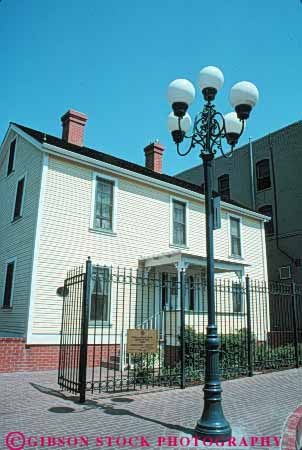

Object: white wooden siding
[30,155,268,342]
[0,133,43,336]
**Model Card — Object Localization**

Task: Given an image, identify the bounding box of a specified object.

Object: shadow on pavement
[31,382,195,435]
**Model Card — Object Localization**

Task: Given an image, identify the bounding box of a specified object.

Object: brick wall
[0,338,119,373]
[0,338,59,373]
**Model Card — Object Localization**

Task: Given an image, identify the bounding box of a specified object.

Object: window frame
[188,275,195,311]
[11,173,27,222]
[256,159,271,191]
[90,172,118,234]
[170,196,189,248]
[2,257,17,309]
[228,214,243,259]
[7,137,17,177]
[258,205,274,236]
[218,174,230,201]
[89,265,112,326]
[185,274,207,313]
[232,281,243,313]
[279,266,291,280]
[161,272,178,310]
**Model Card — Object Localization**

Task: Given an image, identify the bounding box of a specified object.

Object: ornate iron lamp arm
[176,101,245,159]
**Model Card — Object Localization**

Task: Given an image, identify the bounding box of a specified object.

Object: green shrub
[129,328,302,385]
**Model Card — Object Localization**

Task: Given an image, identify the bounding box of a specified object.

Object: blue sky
[0,0,301,175]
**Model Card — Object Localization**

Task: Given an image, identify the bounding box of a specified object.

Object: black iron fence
[58,259,302,401]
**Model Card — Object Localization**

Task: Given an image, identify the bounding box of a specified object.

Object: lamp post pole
[166,66,259,441]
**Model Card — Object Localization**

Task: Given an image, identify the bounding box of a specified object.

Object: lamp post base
[195,422,232,443]
[195,406,232,442]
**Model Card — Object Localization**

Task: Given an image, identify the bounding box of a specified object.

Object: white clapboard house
[0,110,270,372]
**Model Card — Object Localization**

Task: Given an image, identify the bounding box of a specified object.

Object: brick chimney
[61,109,88,146]
[144,141,165,173]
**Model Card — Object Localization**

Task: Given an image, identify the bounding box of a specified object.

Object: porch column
[175,260,189,309]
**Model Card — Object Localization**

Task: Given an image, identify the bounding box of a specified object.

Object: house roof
[12,122,257,213]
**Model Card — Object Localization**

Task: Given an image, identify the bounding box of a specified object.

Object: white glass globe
[230,81,259,108]
[198,66,224,91]
[167,112,192,133]
[224,112,243,135]
[167,79,195,106]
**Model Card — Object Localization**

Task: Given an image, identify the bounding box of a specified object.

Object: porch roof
[139,250,250,273]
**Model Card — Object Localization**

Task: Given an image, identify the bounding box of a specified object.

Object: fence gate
[58,259,302,402]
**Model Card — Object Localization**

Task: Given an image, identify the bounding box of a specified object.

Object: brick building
[177,120,302,285]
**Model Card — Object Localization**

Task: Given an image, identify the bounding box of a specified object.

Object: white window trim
[6,135,18,177]
[170,196,189,249]
[2,257,17,309]
[279,266,291,280]
[11,172,27,222]
[90,172,118,234]
[89,263,113,326]
[228,213,244,260]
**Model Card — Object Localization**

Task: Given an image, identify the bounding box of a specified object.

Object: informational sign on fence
[127,329,158,353]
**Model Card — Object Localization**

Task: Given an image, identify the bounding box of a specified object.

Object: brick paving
[0,369,301,450]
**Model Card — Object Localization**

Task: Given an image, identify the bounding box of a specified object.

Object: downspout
[268,134,295,276]
[248,137,256,210]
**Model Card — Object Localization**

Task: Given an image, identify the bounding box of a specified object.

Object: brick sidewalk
[0,369,301,449]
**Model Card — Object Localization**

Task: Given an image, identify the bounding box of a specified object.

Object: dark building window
[201,183,205,194]
[7,139,16,176]
[259,205,274,235]
[3,261,15,308]
[256,159,271,191]
[13,177,25,220]
[218,174,230,200]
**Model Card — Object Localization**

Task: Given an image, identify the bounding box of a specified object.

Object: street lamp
[167,66,259,441]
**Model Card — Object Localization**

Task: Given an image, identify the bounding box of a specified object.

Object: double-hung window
[3,260,16,308]
[7,139,16,176]
[13,176,25,221]
[232,282,243,313]
[94,177,114,231]
[256,159,271,191]
[218,174,230,201]
[230,217,242,257]
[90,266,111,323]
[172,200,186,247]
